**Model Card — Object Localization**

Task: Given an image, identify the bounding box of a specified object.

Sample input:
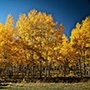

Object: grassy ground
[0,82,90,90]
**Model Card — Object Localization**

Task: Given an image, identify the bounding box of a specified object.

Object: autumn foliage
[0,10,90,82]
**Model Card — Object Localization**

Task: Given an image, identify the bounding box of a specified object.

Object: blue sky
[0,0,90,36]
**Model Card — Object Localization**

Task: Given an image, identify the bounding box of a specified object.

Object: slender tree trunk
[63,59,69,77]
[45,63,48,78]
[48,64,51,77]
[31,62,34,82]
[39,59,42,79]
[48,62,52,77]
[83,50,86,76]
[45,50,48,78]
[84,63,86,76]
[78,58,82,78]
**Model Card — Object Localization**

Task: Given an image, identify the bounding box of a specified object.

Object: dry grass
[0,82,90,90]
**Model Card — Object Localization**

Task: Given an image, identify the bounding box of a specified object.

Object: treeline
[0,10,90,82]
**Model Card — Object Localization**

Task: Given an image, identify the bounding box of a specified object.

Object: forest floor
[0,81,90,90]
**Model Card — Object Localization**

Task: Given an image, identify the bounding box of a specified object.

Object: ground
[0,82,90,90]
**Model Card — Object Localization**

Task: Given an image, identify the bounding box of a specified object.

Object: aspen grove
[0,10,90,82]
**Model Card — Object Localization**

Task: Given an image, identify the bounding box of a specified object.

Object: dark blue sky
[0,0,90,36]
